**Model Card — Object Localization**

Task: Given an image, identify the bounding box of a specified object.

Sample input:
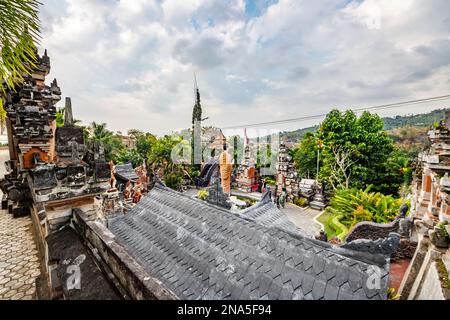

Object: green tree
[292,132,319,178]
[146,135,187,190]
[127,129,157,163]
[318,109,405,195]
[86,122,126,162]
[147,135,181,172]
[55,107,64,127]
[0,105,6,134]
[1,0,41,130]
[116,149,144,168]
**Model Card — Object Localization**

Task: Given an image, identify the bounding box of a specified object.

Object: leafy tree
[317,109,406,195]
[86,122,126,162]
[292,132,319,179]
[147,135,182,173]
[0,105,6,134]
[128,129,157,163]
[55,107,64,127]
[115,148,144,168]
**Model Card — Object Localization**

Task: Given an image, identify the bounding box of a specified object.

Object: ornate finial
[192,74,202,125]
[64,97,74,126]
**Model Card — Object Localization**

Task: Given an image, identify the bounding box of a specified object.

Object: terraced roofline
[105,183,393,300]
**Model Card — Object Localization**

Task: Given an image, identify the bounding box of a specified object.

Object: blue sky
[39,0,450,136]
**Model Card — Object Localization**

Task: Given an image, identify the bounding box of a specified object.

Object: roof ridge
[144,186,389,267]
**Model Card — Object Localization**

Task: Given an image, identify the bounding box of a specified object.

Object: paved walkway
[282,203,322,237]
[0,149,40,300]
[184,187,321,237]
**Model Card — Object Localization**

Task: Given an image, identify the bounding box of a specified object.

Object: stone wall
[72,210,178,300]
[345,220,400,242]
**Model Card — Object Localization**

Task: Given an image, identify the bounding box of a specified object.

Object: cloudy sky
[38,0,450,136]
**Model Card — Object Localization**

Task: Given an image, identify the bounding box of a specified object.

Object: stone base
[12,204,31,218]
[1,194,8,210]
[310,201,325,210]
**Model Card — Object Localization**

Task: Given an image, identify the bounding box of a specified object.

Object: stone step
[309,200,326,210]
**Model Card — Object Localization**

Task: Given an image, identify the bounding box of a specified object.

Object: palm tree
[1,1,41,130]
[87,122,126,162]
[0,0,41,101]
[89,122,113,143]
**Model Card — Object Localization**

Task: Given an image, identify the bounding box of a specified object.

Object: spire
[192,74,202,125]
[64,97,74,126]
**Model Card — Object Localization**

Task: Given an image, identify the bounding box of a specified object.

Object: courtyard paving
[0,149,40,300]
[184,187,322,237]
[281,203,322,237]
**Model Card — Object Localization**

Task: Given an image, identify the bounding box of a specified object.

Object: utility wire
[219,94,450,130]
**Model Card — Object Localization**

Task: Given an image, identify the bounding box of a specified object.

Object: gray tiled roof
[239,192,300,234]
[115,163,138,182]
[108,183,389,300]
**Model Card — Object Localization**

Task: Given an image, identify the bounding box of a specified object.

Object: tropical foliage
[0,0,41,98]
[291,132,318,178]
[197,189,209,200]
[0,0,41,132]
[327,187,405,228]
[291,109,411,196]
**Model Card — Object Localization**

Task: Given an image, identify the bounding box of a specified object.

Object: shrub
[197,189,209,200]
[437,221,450,240]
[328,186,406,230]
[294,197,309,207]
[264,177,276,186]
[330,214,349,241]
[164,172,183,190]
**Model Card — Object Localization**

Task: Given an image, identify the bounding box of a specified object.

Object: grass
[317,209,338,239]
[436,259,450,289]
[316,209,349,241]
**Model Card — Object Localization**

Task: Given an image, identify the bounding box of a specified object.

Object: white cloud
[39,0,450,135]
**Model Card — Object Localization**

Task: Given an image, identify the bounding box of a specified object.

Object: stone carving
[345,220,400,243]
[429,226,450,248]
[315,230,328,242]
[206,172,232,209]
[345,203,411,242]
[341,232,401,256]
[398,218,413,237]
[109,161,117,190]
[194,157,218,188]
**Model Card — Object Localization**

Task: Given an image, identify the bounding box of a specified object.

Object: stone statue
[109,160,117,190]
[315,230,328,242]
[398,203,409,219]
[219,144,233,195]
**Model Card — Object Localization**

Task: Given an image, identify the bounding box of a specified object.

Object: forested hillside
[280,108,449,145]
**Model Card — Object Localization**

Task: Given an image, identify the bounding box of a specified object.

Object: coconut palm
[89,122,113,142]
[1,0,41,130]
[0,0,41,99]
[86,122,126,162]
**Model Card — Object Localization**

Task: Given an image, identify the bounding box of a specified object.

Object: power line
[218,94,450,130]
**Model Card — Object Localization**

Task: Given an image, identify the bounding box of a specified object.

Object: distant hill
[279,108,449,146]
[382,108,449,130]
